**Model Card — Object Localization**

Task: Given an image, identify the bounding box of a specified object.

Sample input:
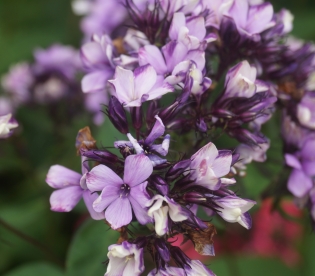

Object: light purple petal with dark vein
[134,64,157,97]
[123,154,153,186]
[105,198,132,229]
[93,185,120,212]
[46,165,81,189]
[86,164,123,192]
[82,190,105,220]
[50,186,83,212]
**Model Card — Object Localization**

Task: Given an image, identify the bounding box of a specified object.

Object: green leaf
[3,262,63,276]
[66,219,119,276]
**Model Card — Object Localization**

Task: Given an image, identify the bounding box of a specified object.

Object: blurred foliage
[1,0,315,275]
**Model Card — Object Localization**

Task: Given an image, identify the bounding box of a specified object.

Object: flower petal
[93,185,120,212]
[105,198,132,229]
[145,115,165,145]
[87,164,123,192]
[287,169,313,198]
[50,186,83,212]
[81,70,112,93]
[123,154,153,186]
[134,64,157,98]
[46,165,81,189]
[82,190,105,220]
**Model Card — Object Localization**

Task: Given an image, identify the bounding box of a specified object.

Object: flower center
[120,183,131,198]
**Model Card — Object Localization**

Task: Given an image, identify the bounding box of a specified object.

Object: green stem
[0,217,64,268]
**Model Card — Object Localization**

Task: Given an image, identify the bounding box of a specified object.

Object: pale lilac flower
[297,92,315,129]
[86,154,153,229]
[189,142,233,190]
[201,0,233,29]
[165,60,212,95]
[105,241,144,276]
[169,12,215,50]
[45,162,104,220]
[34,44,80,79]
[160,0,200,17]
[146,195,189,235]
[139,42,206,76]
[114,115,170,166]
[226,0,275,37]
[285,139,315,198]
[1,62,33,106]
[108,65,173,107]
[213,195,256,229]
[0,113,18,139]
[222,60,268,101]
[81,34,115,93]
[79,0,126,38]
[148,266,186,276]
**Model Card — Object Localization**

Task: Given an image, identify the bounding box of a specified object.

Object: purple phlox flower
[213,195,256,229]
[123,29,150,52]
[221,60,269,102]
[189,142,233,190]
[169,12,216,50]
[139,40,206,77]
[165,60,212,96]
[79,0,127,39]
[225,0,275,38]
[285,139,315,198]
[160,0,200,18]
[297,92,315,129]
[86,154,153,229]
[34,44,80,79]
[146,195,190,236]
[201,0,233,29]
[81,34,115,93]
[1,62,33,106]
[0,113,18,139]
[105,241,144,276]
[108,65,174,107]
[114,115,170,166]
[45,160,104,220]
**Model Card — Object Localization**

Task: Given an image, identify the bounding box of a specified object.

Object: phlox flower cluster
[17,0,312,274]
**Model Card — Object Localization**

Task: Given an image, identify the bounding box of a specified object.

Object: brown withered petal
[183,222,217,256]
[75,126,97,154]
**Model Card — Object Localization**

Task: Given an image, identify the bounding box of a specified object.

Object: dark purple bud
[146,100,159,127]
[228,128,267,145]
[107,96,129,134]
[150,175,169,195]
[196,117,207,132]
[159,101,180,124]
[176,76,193,103]
[130,106,143,131]
[154,239,170,262]
[231,153,240,166]
[166,159,191,181]
[80,148,121,166]
[183,192,207,204]
[211,109,234,119]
